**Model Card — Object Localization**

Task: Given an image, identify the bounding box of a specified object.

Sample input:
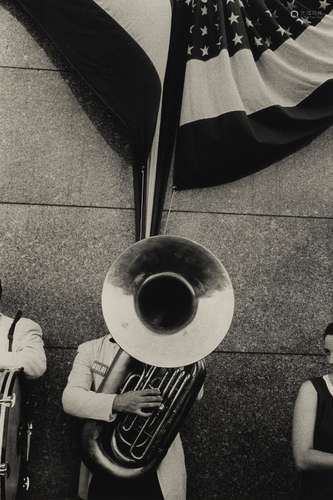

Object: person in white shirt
[62,335,197,500]
[0,282,46,379]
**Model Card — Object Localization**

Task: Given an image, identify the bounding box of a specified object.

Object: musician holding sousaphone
[62,236,234,500]
[0,282,46,378]
[0,280,46,500]
[63,336,172,500]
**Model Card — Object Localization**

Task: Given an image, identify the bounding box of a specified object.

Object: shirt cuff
[108,394,117,422]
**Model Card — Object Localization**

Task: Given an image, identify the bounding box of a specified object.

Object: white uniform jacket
[62,335,187,500]
[0,313,46,379]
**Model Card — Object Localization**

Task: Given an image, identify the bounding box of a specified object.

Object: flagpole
[143,105,163,239]
[137,1,189,241]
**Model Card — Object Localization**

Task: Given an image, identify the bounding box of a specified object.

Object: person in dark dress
[292,323,333,500]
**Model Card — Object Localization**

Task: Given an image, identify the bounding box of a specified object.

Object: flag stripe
[174,78,333,189]
[180,13,333,126]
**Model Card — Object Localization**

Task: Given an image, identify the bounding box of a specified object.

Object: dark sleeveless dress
[299,377,333,500]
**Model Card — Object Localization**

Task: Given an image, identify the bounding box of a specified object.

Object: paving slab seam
[44,346,326,357]
[0,64,67,72]
[218,351,326,357]
[0,200,134,211]
[161,208,333,221]
[0,201,332,221]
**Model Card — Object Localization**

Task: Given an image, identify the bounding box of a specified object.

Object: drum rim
[0,370,23,500]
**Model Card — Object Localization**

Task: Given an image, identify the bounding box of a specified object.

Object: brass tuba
[81,235,234,479]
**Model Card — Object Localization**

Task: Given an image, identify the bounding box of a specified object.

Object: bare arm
[292,380,333,471]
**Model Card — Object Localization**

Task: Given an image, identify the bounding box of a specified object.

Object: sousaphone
[82,235,234,479]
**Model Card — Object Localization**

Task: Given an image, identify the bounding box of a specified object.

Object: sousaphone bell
[82,235,234,478]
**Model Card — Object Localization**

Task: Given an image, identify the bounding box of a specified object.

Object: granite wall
[0,2,332,499]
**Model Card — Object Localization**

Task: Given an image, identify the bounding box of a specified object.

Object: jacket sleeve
[0,319,46,379]
[62,342,116,422]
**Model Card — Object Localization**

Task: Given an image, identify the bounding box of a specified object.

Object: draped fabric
[14,0,333,227]
[15,0,172,236]
[16,0,172,168]
[170,0,333,188]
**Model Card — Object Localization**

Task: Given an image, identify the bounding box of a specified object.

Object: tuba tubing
[81,349,206,479]
[81,349,145,479]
